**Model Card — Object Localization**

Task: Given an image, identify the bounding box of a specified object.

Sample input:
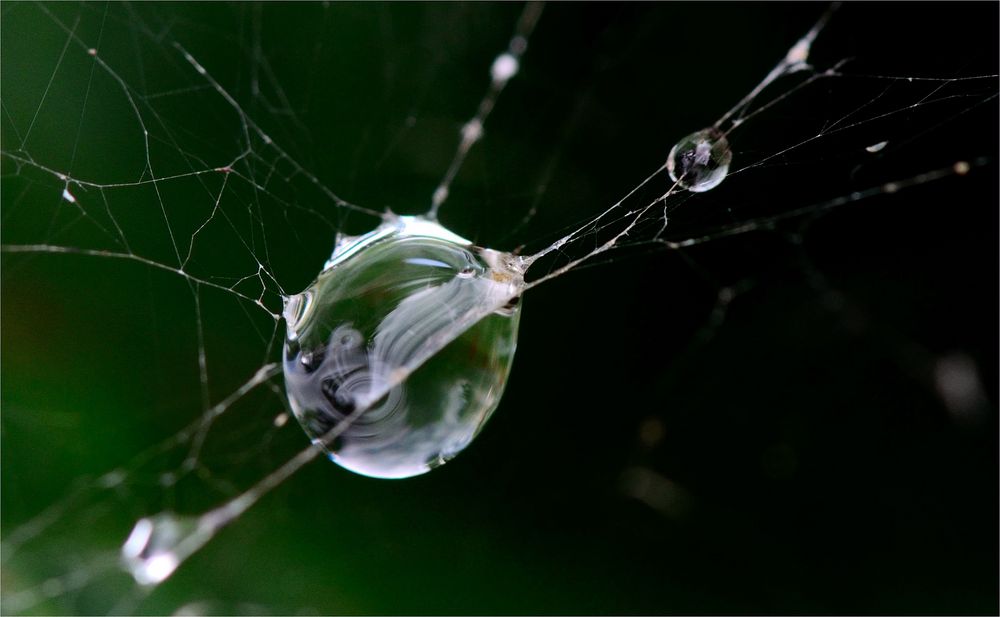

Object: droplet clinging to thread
[282,215,526,479]
[666,128,733,192]
[121,513,209,586]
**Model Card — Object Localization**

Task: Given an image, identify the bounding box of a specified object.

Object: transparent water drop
[121,513,210,586]
[666,128,733,192]
[283,214,525,479]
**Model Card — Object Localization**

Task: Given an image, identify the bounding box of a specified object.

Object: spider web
[2,2,997,614]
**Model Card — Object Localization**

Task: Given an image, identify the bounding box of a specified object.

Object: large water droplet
[283,215,525,479]
[666,128,733,192]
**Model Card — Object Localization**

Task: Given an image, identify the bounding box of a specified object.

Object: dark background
[2,2,997,614]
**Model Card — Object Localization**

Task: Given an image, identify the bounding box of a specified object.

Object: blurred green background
[2,2,997,614]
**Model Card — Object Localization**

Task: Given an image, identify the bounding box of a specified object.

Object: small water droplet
[283,215,525,479]
[462,119,483,144]
[491,52,519,83]
[666,128,733,193]
[121,513,209,586]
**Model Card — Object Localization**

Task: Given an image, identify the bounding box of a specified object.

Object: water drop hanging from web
[282,215,525,479]
[666,128,733,192]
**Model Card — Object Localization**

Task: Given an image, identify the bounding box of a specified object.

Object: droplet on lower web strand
[283,214,526,479]
[121,513,207,586]
[666,128,733,192]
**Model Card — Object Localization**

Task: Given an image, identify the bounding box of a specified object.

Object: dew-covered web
[2,2,997,614]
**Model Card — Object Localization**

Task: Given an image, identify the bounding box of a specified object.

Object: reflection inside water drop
[666,127,733,192]
[283,215,525,479]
